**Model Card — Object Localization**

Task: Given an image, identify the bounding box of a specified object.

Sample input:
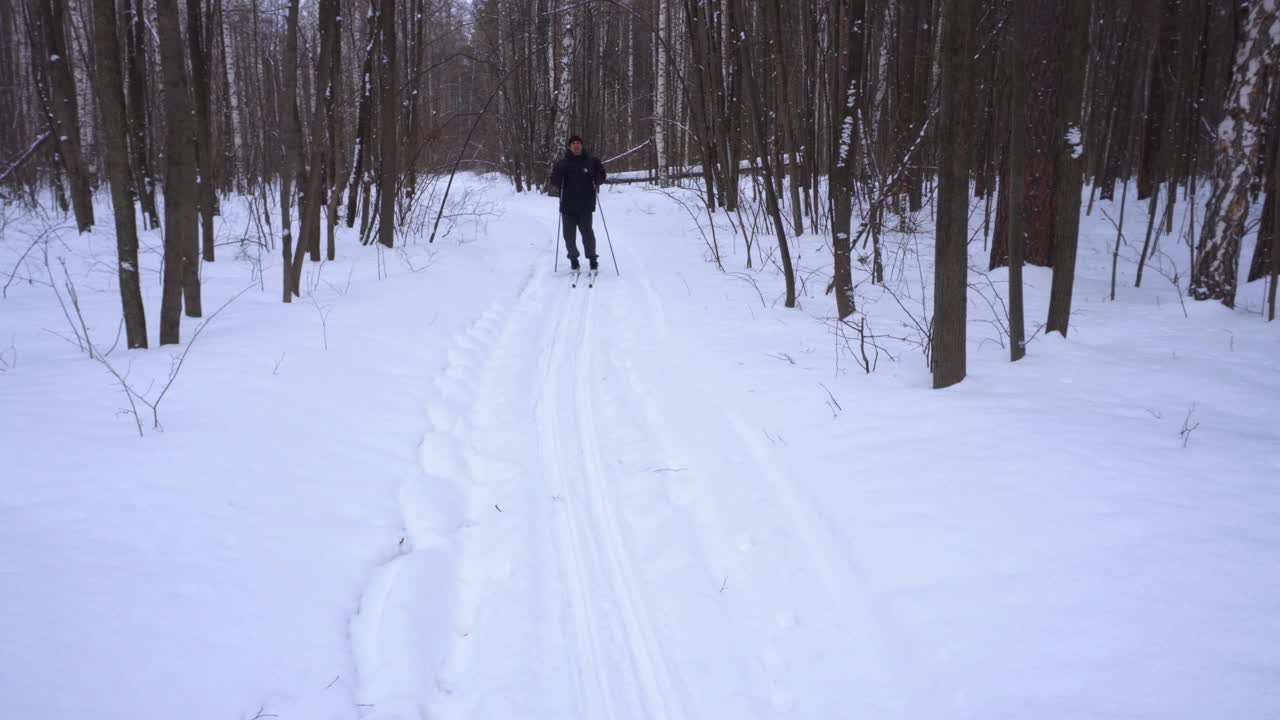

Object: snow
[1065,125,1083,158]
[2,176,1279,720]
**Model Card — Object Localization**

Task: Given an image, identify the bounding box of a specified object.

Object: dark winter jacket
[550,150,607,215]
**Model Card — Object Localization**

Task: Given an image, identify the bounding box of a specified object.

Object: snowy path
[347,203,941,719]
[8,180,1279,720]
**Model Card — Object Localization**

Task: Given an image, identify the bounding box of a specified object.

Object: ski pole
[596,190,620,276]
[554,210,562,272]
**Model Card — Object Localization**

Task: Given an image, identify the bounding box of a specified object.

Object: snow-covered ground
[3,175,1278,720]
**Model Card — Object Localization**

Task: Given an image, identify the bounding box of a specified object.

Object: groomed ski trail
[398,206,700,719]
[367,197,939,719]
[606,246,952,718]
[544,279,691,720]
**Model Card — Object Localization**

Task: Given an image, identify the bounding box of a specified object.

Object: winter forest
[3,0,1280,718]
[5,0,1279,352]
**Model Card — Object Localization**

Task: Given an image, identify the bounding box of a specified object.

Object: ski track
[358,209,923,718]
[532,268,691,720]
[612,246,952,717]
[364,210,697,719]
[576,287,691,720]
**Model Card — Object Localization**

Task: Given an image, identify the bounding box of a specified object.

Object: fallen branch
[0,132,52,187]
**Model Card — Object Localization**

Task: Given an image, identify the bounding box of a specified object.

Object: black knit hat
[567,134,584,146]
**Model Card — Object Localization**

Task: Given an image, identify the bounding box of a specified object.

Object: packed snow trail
[6,178,1280,720]
[350,196,940,720]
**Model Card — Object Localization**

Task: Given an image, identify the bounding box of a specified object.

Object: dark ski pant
[562,212,598,263]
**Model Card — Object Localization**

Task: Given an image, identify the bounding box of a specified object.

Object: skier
[549,134,607,271]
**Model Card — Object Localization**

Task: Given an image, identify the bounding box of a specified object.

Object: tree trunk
[288,0,338,290]
[716,0,740,210]
[1271,121,1279,321]
[91,0,146,349]
[402,0,425,208]
[1247,80,1279,283]
[932,0,975,388]
[156,0,201,342]
[1135,3,1168,201]
[684,0,718,211]
[496,0,516,188]
[544,2,574,192]
[655,0,669,185]
[989,0,1060,269]
[1006,0,1028,361]
[1191,0,1277,307]
[279,0,300,300]
[188,0,217,261]
[895,0,919,209]
[346,0,376,228]
[125,0,158,229]
[36,0,94,232]
[767,1,803,236]
[213,0,234,195]
[325,0,343,261]
[1045,0,1091,336]
[829,0,864,320]
[377,0,396,248]
[736,0,794,307]
[1096,1,1141,202]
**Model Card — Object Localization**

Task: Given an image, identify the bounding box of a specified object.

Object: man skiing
[549,134,607,271]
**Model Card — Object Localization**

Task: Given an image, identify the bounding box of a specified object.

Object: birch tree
[1191,0,1278,307]
[655,0,669,185]
[551,2,574,174]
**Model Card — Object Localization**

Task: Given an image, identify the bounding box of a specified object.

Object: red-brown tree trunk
[989,0,1059,269]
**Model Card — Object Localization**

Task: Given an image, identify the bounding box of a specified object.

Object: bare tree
[1046,0,1091,335]
[323,0,343,260]
[1005,0,1028,361]
[767,1,802,235]
[34,0,93,231]
[125,0,158,229]
[156,0,202,343]
[6,0,1278,368]
[932,0,975,388]
[828,0,864,320]
[188,0,218,261]
[287,0,339,291]
[377,0,397,248]
[346,0,377,228]
[279,0,301,300]
[735,0,794,307]
[90,0,146,348]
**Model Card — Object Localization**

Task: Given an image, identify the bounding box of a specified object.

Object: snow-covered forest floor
[3,175,1278,719]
